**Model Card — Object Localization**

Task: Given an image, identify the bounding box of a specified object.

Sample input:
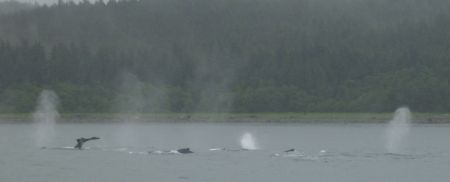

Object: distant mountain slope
[0,0,34,15]
[0,0,449,113]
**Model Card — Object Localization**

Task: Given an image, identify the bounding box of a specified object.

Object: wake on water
[38,108,421,161]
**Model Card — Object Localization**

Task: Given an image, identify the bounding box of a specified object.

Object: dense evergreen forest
[0,0,450,113]
[0,0,34,14]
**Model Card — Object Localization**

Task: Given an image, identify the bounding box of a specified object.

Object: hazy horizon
[0,0,93,5]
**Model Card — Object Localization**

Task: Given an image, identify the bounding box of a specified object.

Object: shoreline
[1,113,449,124]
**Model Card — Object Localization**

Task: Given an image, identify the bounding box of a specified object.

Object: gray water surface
[1,122,449,182]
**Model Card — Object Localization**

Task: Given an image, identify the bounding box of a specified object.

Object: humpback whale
[148,148,194,154]
[177,148,193,154]
[74,137,100,150]
[284,148,296,153]
[272,148,304,157]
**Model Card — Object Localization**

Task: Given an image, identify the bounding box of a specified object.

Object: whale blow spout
[33,90,60,148]
[240,132,259,150]
[385,107,412,154]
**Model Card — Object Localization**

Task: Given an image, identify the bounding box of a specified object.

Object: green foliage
[0,83,41,112]
[0,1,34,15]
[53,83,114,113]
[0,0,450,113]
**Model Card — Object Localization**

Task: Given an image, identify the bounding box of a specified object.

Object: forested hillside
[1,0,450,113]
[0,0,34,14]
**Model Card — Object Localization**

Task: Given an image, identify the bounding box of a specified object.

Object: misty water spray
[115,72,144,148]
[33,90,60,147]
[385,107,412,154]
[240,132,259,150]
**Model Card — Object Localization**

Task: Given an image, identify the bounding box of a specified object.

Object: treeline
[0,0,34,15]
[1,0,450,113]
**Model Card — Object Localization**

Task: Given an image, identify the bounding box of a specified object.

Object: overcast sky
[1,0,56,4]
[0,0,87,5]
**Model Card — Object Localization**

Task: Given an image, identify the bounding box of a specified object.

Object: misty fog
[0,0,449,113]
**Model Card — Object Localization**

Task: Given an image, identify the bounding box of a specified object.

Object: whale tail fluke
[75,137,101,150]
[88,137,100,140]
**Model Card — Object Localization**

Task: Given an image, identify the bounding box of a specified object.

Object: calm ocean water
[1,122,449,182]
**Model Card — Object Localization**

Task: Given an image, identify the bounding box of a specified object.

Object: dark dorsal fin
[177,148,193,154]
[284,148,295,152]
